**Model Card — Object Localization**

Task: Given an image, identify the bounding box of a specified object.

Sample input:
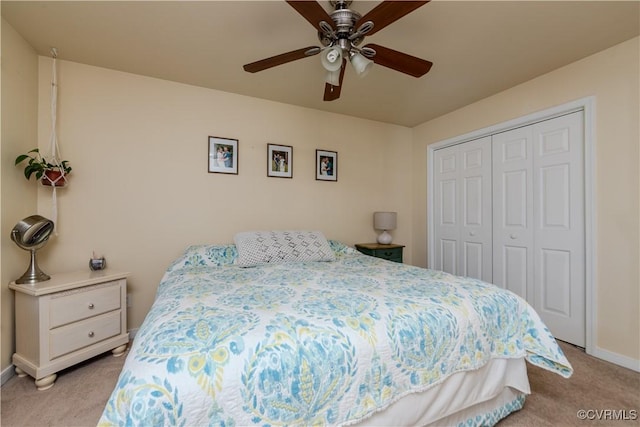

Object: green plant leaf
[24,165,35,180]
[15,154,29,165]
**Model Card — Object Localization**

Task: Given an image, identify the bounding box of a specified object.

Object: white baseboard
[592,347,640,372]
[1,364,15,386]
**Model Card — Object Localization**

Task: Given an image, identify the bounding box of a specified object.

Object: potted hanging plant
[15,148,72,187]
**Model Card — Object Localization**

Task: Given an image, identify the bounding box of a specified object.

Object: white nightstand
[9,270,129,390]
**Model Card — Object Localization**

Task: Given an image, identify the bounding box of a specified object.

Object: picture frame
[316,149,337,181]
[208,136,238,174]
[267,144,293,178]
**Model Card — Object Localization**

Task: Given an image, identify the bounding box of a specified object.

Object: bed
[98,231,572,426]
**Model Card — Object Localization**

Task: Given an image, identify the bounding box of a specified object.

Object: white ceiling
[2,1,639,127]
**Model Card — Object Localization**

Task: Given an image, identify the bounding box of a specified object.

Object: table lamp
[374,212,397,244]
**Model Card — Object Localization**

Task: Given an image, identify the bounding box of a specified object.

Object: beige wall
[412,37,640,362]
[1,19,39,373]
[30,58,413,337]
[2,22,637,375]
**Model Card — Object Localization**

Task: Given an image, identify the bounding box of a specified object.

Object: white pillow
[234,231,335,267]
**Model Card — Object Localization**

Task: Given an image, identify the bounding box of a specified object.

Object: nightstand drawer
[355,243,404,264]
[49,281,122,328]
[49,310,121,359]
[376,249,402,261]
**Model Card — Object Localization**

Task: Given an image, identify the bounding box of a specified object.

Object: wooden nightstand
[9,270,129,390]
[355,243,405,263]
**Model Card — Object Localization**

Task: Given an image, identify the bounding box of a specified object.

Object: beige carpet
[499,342,639,427]
[1,342,638,426]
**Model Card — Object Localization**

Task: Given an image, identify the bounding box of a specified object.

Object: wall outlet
[126,293,132,308]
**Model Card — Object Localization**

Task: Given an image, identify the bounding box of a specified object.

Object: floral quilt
[98,242,572,426]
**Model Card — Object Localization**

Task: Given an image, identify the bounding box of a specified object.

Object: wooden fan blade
[364,43,433,77]
[324,59,346,101]
[243,46,319,73]
[356,1,429,35]
[286,0,335,32]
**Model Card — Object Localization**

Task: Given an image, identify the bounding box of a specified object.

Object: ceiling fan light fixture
[350,51,373,77]
[325,69,342,86]
[244,0,433,101]
[321,47,343,71]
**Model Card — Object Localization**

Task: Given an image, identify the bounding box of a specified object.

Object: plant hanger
[45,47,67,231]
[14,48,72,234]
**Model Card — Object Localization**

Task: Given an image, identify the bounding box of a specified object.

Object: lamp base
[15,250,50,285]
[377,230,393,245]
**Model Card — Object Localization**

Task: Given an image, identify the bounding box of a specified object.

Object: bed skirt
[351,357,529,426]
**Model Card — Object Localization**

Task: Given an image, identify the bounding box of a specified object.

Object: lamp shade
[374,212,397,231]
[325,69,341,86]
[321,47,343,72]
[350,52,373,77]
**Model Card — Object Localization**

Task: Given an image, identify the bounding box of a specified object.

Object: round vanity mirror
[11,215,55,284]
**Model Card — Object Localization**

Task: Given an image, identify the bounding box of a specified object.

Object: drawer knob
[384,252,393,256]
[88,331,95,338]
[88,303,95,309]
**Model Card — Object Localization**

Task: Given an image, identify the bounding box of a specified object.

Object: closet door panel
[433,146,459,275]
[540,164,570,228]
[463,242,483,279]
[502,246,528,297]
[503,170,528,227]
[492,127,534,301]
[441,239,458,275]
[433,137,492,281]
[533,112,585,347]
[440,180,457,225]
[459,137,492,281]
[464,176,483,226]
[540,248,571,315]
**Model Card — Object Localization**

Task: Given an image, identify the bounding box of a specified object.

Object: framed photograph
[208,136,238,174]
[316,149,337,181]
[267,144,293,178]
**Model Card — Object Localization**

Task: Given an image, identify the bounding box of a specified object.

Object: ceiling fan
[243,0,433,101]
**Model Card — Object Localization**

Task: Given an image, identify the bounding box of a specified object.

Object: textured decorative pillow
[328,240,360,256]
[234,231,335,267]
[166,244,238,273]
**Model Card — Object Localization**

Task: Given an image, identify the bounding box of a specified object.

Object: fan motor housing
[331,9,361,34]
[318,6,363,47]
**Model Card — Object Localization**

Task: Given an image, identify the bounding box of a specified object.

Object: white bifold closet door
[493,111,584,347]
[433,136,493,282]
[433,111,585,347]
